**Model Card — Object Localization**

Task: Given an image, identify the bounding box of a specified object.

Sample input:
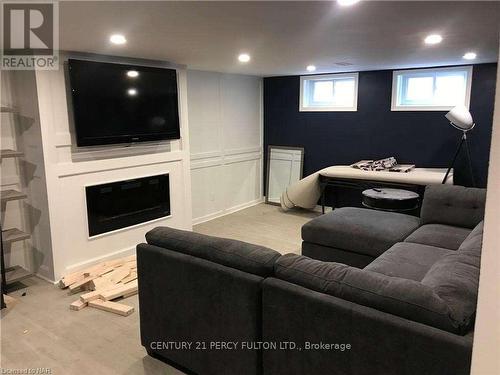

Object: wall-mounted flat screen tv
[68,59,180,147]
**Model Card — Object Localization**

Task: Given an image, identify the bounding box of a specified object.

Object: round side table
[362,188,420,212]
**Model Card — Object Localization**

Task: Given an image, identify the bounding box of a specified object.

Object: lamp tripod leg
[463,136,476,187]
[442,134,465,184]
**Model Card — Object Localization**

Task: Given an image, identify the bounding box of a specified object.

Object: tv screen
[68,59,180,147]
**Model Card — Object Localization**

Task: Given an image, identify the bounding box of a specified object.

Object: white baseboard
[61,246,136,278]
[193,198,264,225]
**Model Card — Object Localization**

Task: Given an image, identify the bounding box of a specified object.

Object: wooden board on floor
[88,299,134,316]
[68,275,98,292]
[59,254,137,289]
[70,299,87,311]
[120,271,137,284]
[79,290,102,303]
[99,265,132,284]
[62,254,138,315]
[59,273,86,288]
[68,266,116,292]
[89,276,117,291]
[89,265,133,290]
[60,263,109,288]
[99,280,138,301]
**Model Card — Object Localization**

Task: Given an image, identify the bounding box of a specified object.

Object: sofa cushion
[275,253,474,334]
[420,185,486,229]
[421,221,484,331]
[365,242,453,281]
[146,227,281,277]
[301,207,420,258]
[404,224,471,250]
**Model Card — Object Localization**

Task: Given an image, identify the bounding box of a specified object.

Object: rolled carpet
[280,168,327,211]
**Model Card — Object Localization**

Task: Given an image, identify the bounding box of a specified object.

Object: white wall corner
[177,68,194,229]
[471,51,500,375]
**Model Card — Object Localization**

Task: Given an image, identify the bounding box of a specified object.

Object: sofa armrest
[262,277,473,375]
[420,185,486,229]
[137,243,265,375]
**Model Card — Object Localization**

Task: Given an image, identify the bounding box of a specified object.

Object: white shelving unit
[1,105,33,292]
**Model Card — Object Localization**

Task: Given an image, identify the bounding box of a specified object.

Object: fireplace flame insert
[86,174,170,236]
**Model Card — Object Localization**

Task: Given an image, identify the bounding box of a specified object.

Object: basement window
[300,73,359,112]
[391,66,472,111]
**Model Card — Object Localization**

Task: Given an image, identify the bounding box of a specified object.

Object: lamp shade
[445,105,474,131]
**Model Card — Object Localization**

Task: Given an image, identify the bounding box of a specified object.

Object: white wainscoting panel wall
[188,70,263,224]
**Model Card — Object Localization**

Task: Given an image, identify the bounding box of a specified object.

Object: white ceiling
[60,1,500,76]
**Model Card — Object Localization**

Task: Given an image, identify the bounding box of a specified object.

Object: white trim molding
[193,198,264,225]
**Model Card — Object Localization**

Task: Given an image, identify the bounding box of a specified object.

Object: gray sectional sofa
[137,184,485,375]
[302,185,486,267]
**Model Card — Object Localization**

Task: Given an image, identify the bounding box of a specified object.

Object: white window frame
[391,66,473,111]
[299,73,359,112]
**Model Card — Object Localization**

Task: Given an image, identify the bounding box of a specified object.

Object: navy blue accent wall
[264,63,497,188]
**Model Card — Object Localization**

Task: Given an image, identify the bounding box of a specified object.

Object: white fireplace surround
[13,52,193,282]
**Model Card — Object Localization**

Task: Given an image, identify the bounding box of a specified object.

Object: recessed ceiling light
[306,65,316,72]
[463,52,477,60]
[424,34,443,45]
[338,0,361,5]
[238,53,251,63]
[127,70,139,78]
[110,34,126,45]
[127,88,137,96]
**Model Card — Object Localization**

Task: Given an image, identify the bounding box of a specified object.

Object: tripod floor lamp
[442,105,476,187]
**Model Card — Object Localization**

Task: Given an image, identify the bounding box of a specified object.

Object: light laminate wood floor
[194,203,319,254]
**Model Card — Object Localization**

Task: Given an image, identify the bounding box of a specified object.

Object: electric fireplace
[86,174,170,236]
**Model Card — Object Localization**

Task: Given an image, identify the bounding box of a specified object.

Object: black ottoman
[301,207,420,267]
